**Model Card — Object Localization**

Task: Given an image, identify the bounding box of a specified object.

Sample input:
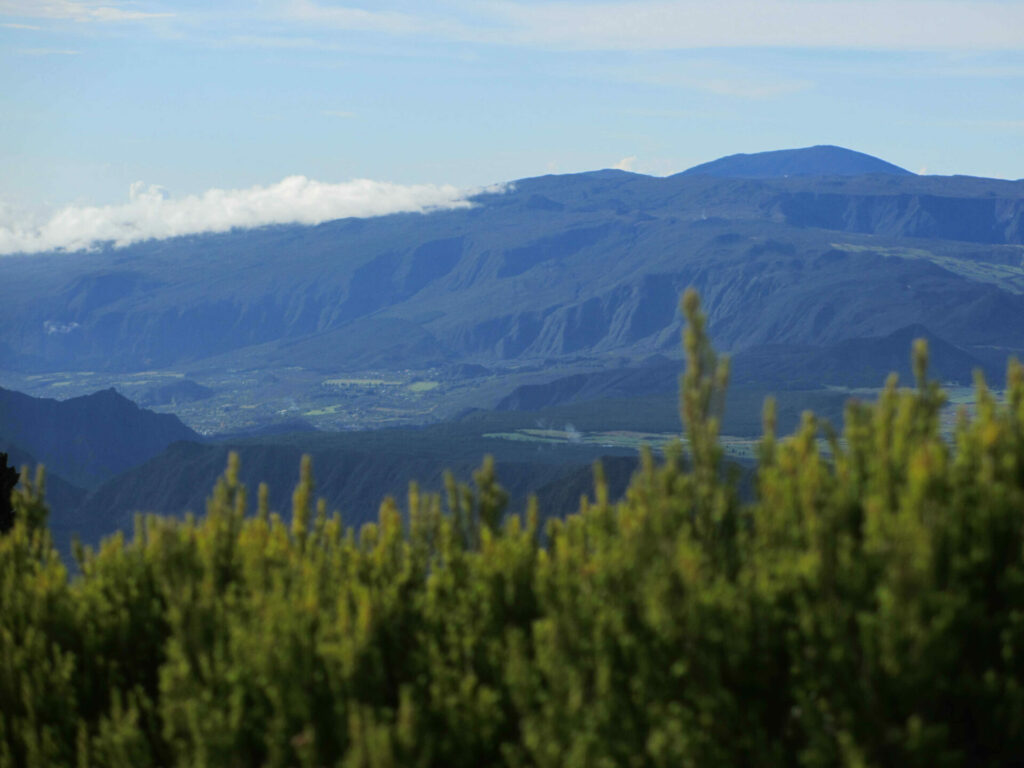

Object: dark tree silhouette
[0,452,19,534]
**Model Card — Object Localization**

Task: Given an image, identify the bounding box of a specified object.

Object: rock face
[1,147,1023,376]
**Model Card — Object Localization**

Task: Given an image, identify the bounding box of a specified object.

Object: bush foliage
[3,290,1024,767]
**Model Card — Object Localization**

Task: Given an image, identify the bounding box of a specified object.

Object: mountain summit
[679,145,914,179]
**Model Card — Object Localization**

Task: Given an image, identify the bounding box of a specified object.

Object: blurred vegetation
[3,290,1024,767]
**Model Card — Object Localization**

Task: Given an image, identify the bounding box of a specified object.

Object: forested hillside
[3,292,1024,767]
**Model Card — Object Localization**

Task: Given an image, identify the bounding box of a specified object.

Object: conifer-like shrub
[3,290,1024,767]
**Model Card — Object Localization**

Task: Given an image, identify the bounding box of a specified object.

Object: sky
[1,0,1022,253]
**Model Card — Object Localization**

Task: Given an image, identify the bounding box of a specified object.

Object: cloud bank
[0,176,497,256]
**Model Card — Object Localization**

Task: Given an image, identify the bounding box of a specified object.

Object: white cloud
[0,0,172,22]
[285,0,1024,51]
[0,176,505,256]
[1,21,40,28]
[613,156,637,171]
[43,320,80,335]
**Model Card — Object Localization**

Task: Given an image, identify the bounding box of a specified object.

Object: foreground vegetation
[4,291,1024,767]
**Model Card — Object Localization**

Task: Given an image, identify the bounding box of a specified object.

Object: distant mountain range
[1,145,1022,378]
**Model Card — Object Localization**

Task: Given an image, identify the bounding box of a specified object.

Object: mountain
[492,322,998,408]
[731,325,1001,389]
[71,424,646,546]
[2,144,1024,445]
[1,161,1022,383]
[495,359,680,411]
[1,442,89,553]
[0,387,200,489]
[1,443,87,513]
[679,145,914,178]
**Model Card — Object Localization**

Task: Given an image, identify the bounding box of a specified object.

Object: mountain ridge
[3,168,1022,378]
[0,386,200,489]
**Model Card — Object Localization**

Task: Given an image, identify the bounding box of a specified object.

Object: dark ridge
[72,437,640,548]
[0,386,200,489]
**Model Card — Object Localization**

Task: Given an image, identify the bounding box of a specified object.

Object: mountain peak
[678,145,914,179]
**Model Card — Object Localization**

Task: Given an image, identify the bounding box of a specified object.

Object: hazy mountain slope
[679,145,913,178]
[495,360,680,411]
[1,441,89,555]
[487,384,849,437]
[494,323,1004,411]
[0,387,200,489]
[0,442,87,519]
[531,455,640,517]
[731,325,999,388]
[72,431,643,546]
[2,148,1023,378]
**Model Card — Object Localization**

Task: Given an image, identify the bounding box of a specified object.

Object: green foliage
[4,291,1024,767]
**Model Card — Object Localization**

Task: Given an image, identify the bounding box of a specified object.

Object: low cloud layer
[0,176,496,256]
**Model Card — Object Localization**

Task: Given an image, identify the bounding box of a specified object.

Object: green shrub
[2,289,1023,767]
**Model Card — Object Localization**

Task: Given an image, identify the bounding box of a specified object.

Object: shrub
[2,290,1023,767]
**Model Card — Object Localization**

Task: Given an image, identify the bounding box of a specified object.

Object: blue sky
[1,0,1022,251]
